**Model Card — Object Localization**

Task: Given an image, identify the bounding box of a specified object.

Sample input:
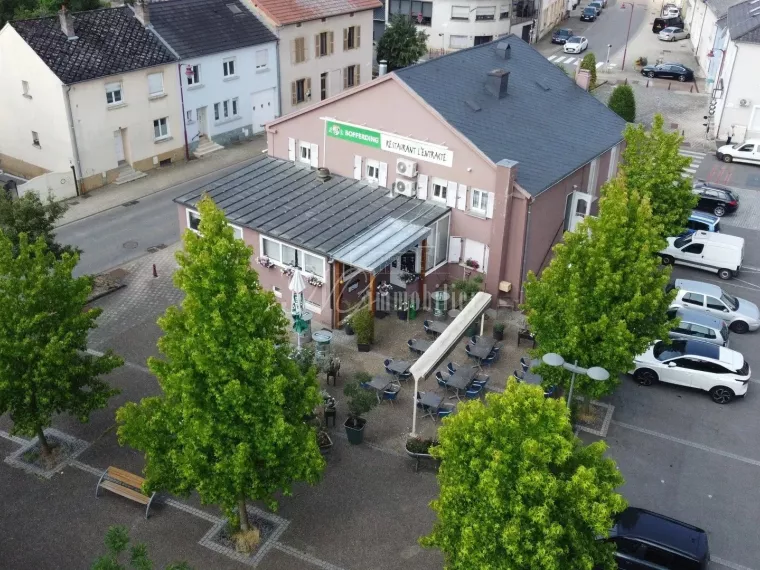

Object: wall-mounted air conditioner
[739,98,751,107]
[395,158,418,177]
[394,177,417,197]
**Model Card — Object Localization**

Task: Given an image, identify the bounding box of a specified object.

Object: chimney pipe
[485,69,509,99]
[496,42,511,60]
[133,0,150,26]
[58,6,77,40]
[378,60,388,76]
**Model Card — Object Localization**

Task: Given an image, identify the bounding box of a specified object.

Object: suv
[667,307,729,346]
[668,278,760,333]
[692,180,739,217]
[604,507,710,569]
[551,28,574,43]
[632,339,750,403]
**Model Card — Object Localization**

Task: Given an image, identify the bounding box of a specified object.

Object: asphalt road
[55,157,258,276]
[695,151,760,191]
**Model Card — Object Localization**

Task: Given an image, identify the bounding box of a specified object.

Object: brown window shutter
[329,31,334,54]
[343,28,348,51]
[290,39,296,64]
[356,26,361,49]
[305,77,311,100]
[291,81,297,105]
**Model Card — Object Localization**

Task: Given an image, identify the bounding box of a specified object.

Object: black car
[641,62,694,82]
[580,7,597,21]
[692,180,739,217]
[653,15,684,32]
[552,28,574,43]
[603,507,709,569]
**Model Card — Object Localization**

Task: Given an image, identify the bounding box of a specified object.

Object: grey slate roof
[174,156,448,259]
[727,0,760,43]
[12,7,176,84]
[705,0,746,19]
[150,0,278,59]
[395,37,627,196]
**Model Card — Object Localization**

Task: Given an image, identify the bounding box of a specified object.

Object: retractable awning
[409,292,493,435]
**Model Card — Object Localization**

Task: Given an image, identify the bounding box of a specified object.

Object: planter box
[357,343,370,352]
[493,330,504,341]
[404,447,438,472]
[318,433,333,455]
[344,418,366,444]
[397,310,408,320]
[344,324,354,336]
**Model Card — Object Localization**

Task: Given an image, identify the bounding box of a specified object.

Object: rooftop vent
[465,99,482,111]
[495,42,511,60]
[227,3,242,14]
[316,167,331,182]
[485,69,510,99]
[534,79,551,91]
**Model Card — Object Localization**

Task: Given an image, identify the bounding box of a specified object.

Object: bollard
[152,264,158,278]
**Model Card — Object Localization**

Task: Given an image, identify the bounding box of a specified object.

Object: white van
[660,231,743,280]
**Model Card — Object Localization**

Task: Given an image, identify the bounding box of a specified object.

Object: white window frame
[475,6,496,20]
[299,141,312,164]
[255,49,268,71]
[186,209,243,239]
[463,238,488,273]
[223,57,237,78]
[499,4,509,19]
[147,72,164,97]
[105,81,123,106]
[365,159,380,183]
[449,35,469,49]
[259,235,326,279]
[153,117,169,141]
[607,144,619,181]
[186,109,194,123]
[213,98,240,123]
[305,300,322,314]
[186,64,201,86]
[22,80,30,97]
[431,177,448,202]
[425,213,451,274]
[273,285,283,298]
[451,5,470,20]
[470,188,488,214]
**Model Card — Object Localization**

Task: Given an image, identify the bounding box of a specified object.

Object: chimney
[575,67,591,91]
[58,6,77,40]
[496,41,511,60]
[485,69,509,99]
[133,0,150,26]
[378,60,388,76]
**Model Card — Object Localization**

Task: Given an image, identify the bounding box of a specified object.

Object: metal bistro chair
[472,374,490,390]
[437,403,456,420]
[384,359,394,375]
[513,369,525,381]
[480,353,497,368]
[435,371,450,392]
[383,386,400,405]
[407,339,420,354]
[397,369,412,383]
[469,335,480,345]
[465,384,484,400]
[464,344,480,363]
[423,320,434,335]
[447,362,458,375]
[520,356,531,373]
[544,385,558,399]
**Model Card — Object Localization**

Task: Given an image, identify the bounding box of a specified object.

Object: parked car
[692,180,739,217]
[602,507,710,569]
[684,211,721,234]
[551,28,574,43]
[660,231,743,280]
[652,16,684,32]
[632,339,750,403]
[662,6,680,17]
[580,6,597,20]
[589,0,603,11]
[563,36,588,53]
[659,26,690,41]
[716,139,760,165]
[641,62,694,82]
[668,278,760,333]
[667,307,729,346]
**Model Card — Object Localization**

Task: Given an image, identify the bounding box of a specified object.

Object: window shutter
[329,31,334,54]
[356,26,361,48]
[305,77,311,100]
[485,192,495,218]
[483,245,490,273]
[343,69,348,90]
[417,174,428,199]
[288,137,296,161]
[343,28,348,51]
[291,81,297,106]
[456,184,467,211]
[290,39,296,64]
[464,239,486,267]
[446,181,457,207]
[355,64,361,85]
[310,143,318,167]
[353,155,362,179]
[448,237,462,263]
[378,162,388,187]
[315,34,320,57]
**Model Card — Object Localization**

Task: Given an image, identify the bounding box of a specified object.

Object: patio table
[387,360,412,375]
[419,392,443,420]
[469,338,496,360]
[368,376,392,401]
[446,366,478,399]
[522,358,542,386]
[409,339,433,353]
[427,321,448,335]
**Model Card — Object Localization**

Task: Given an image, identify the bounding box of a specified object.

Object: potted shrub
[343,376,378,445]
[344,315,354,336]
[451,274,484,309]
[405,436,439,472]
[352,305,374,352]
[493,322,505,341]
[395,299,409,321]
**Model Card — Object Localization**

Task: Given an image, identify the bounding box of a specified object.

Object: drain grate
[121,200,139,207]
[146,243,167,253]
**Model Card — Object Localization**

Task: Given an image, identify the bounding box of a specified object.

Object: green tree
[0,191,79,259]
[0,234,122,455]
[580,52,597,89]
[376,14,429,71]
[620,114,698,238]
[117,197,324,535]
[608,84,636,122]
[421,382,627,570]
[92,525,191,570]
[522,177,675,401]
[3,0,103,26]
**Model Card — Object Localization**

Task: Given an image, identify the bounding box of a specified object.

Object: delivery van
[660,231,743,280]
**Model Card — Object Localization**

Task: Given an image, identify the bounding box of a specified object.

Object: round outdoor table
[431,291,451,318]
[298,311,313,343]
[448,309,461,319]
[312,330,333,358]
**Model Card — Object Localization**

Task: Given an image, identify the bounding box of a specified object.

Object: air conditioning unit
[739,98,750,107]
[396,158,418,177]
[394,177,417,197]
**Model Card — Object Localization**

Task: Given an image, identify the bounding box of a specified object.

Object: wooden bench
[95,466,156,519]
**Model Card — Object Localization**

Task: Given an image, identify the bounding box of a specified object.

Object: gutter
[177,63,190,161]
[63,85,83,189]
[715,43,737,138]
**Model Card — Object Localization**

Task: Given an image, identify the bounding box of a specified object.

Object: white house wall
[180,42,279,149]
[0,25,72,179]
[687,0,708,57]
[716,42,760,140]
[690,4,717,74]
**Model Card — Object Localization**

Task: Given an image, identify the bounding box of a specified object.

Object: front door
[522,24,532,42]
[113,130,125,165]
[251,88,276,133]
[196,107,208,137]
[390,251,417,288]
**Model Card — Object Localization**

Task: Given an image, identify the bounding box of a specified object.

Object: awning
[330,217,431,274]
[409,292,493,435]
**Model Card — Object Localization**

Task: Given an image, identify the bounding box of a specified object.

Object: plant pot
[344,323,354,336]
[493,330,504,341]
[375,311,387,319]
[318,432,333,455]
[397,310,408,320]
[357,343,370,352]
[344,417,366,444]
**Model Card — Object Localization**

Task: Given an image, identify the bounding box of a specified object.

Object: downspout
[177,63,190,161]
[694,5,709,56]
[63,85,83,191]
[716,44,737,139]
[519,198,533,304]
[274,39,283,120]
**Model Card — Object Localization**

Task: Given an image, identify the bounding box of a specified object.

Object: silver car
[667,307,730,346]
[668,279,760,334]
[659,26,689,41]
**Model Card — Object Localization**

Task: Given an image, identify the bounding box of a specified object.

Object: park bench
[95,466,156,519]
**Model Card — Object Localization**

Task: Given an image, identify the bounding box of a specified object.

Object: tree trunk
[36,426,51,456]
[237,495,250,532]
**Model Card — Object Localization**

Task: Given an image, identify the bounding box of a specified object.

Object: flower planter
[375,311,387,319]
[344,323,354,336]
[493,330,504,341]
[405,439,439,472]
[397,310,408,321]
[318,432,333,455]
[344,418,366,444]
[357,343,370,352]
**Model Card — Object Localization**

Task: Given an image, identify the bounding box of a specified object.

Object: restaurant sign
[325,120,453,167]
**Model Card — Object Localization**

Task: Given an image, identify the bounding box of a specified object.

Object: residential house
[686,0,745,80]
[174,38,626,328]
[149,0,279,157]
[0,5,183,191]
[244,0,380,116]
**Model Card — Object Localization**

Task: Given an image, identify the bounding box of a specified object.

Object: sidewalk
[58,135,268,226]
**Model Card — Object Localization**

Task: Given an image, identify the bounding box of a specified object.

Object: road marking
[548,54,559,61]
[684,167,697,173]
[710,556,756,570]
[565,57,576,65]
[680,149,707,158]
[86,348,151,374]
[554,56,567,63]
[612,421,760,467]
[595,61,604,68]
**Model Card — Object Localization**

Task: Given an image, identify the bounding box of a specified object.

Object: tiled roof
[174,156,447,258]
[705,0,746,19]
[150,0,277,59]
[395,37,627,197]
[727,0,760,43]
[12,7,176,84]
[250,0,382,26]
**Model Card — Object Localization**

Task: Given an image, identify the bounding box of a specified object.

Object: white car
[658,26,690,41]
[631,340,750,404]
[563,36,588,53]
[662,6,680,17]
[668,278,760,334]
[716,139,760,165]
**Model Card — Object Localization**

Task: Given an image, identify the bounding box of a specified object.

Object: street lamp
[605,43,612,73]
[541,353,609,408]
[619,3,639,72]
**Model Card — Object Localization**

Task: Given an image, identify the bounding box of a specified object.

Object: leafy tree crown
[376,14,428,71]
[608,84,636,122]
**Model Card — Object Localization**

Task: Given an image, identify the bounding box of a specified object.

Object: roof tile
[251,0,381,26]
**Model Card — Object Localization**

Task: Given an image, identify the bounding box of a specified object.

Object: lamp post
[605,43,612,73]
[620,3,637,71]
[541,353,609,408]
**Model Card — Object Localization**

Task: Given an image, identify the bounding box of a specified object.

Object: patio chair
[513,369,524,381]
[472,375,490,389]
[481,353,497,367]
[470,335,479,345]
[398,369,412,382]
[384,358,394,375]
[464,344,480,362]
[383,387,400,405]
[423,320,433,334]
[435,371,449,390]
[465,384,483,400]
[437,403,456,420]
[407,339,418,354]
[360,380,372,389]
[447,362,458,375]
[544,385,557,399]
[520,356,531,372]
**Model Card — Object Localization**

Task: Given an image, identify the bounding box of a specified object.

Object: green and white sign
[326,119,453,167]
